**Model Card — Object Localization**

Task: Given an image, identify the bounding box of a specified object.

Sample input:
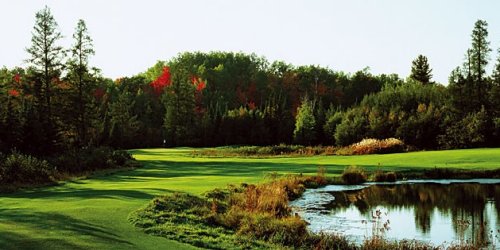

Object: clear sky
[1,0,500,84]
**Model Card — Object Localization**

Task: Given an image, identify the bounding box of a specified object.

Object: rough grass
[0,148,499,249]
[128,174,327,249]
[130,175,485,249]
[192,138,405,157]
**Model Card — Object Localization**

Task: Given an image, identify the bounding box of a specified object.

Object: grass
[0,147,499,249]
[128,175,336,249]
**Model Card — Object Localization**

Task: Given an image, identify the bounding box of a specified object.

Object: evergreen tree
[491,48,500,111]
[163,71,196,146]
[410,55,433,84]
[67,19,95,146]
[490,48,500,141]
[25,6,65,152]
[313,98,326,144]
[293,96,316,145]
[469,20,491,105]
[108,92,140,148]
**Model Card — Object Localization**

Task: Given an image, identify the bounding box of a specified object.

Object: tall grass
[350,138,405,155]
[131,170,329,249]
[341,166,368,184]
[192,138,406,158]
[130,166,487,250]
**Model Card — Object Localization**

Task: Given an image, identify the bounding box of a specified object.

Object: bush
[308,233,355,250]
[373,171,397,182]
[238,214,308,247]
[0,152,54,185]
[350,138,405,155]
[438,108,489,149]
[341,166,367,184]
[50,147,136,173]
[110,150,134,166]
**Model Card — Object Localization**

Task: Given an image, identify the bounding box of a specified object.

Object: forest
[1,7,500,157]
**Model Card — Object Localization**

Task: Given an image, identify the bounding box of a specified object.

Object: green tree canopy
[293,96,316,145]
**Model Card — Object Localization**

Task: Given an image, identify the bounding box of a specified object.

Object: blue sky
[1,0,500,84]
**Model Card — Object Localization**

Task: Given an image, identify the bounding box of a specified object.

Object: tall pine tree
[25,6,65,152]
[469,20,491,106]
[163,70,196,146]
[67,19,95,146]
[410,55,433,84]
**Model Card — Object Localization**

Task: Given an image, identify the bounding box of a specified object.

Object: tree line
[1,7,499,156]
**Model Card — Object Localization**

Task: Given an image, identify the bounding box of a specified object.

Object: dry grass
[350,138,405,155]
[341,166,368,184]
[373,170,398,182]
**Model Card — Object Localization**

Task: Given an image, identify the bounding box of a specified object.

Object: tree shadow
[4,186,175,200]
[0,231,86,250]
[119,160,349,179]
[0,208,133,249]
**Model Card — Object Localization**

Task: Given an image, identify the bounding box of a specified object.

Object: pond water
[290,180,500,248]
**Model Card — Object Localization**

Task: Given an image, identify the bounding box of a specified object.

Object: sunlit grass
[0,147,499,249]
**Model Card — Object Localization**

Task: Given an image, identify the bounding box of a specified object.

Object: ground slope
[0,148,499,249]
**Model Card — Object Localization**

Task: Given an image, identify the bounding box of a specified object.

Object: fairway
[0,148,499,249]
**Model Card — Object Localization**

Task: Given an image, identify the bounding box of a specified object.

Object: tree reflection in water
[325,183,499,247]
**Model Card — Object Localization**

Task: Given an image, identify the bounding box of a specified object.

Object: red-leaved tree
[191,76,206,114]
[13,74,21,83]
[150,66,172,95]
[8,89,20,97]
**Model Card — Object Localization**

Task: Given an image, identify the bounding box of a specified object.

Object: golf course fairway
[1,148,499,249]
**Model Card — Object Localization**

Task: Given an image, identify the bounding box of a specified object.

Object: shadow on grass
[121,160,350,178]
[0,231,86,250]
[3,186,174,200]
[0,208,133,249]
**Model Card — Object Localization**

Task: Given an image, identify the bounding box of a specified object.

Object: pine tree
[67,19,95,146]
[25,6,65,152]
[410,55,433,84]
[109,92,140,148]
[490,48,500,121]
[163,70,196,146]
[469,20,492,105]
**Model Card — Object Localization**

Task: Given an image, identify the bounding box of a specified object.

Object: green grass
[0,147,499,249]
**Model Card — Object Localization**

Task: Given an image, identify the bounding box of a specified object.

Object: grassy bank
[0,148,499,249]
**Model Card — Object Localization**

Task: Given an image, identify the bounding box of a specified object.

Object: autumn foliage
[191,76,206,92]
[8,89,20,97]
[13,74,21,83]
[150,66,172,95]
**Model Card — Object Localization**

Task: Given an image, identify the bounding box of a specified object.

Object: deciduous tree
[293,96,316,145]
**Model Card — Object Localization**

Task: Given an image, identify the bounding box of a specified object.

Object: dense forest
[1,7,500,156]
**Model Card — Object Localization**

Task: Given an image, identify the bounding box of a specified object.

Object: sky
[1,0,500,84]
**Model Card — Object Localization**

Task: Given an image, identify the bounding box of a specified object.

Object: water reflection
[291,182,500,247]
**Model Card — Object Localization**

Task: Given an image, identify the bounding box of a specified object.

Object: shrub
[110,150,135,166]
[373,171,397,182]
[0,152,54,185]
[350,138,405,155]
[308,233,355,250]
[361,238,441,250]
[341,166,367,184]
[50,147,136,174]
[238,214,308,247]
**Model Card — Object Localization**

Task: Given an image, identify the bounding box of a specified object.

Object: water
[290,180,500,248]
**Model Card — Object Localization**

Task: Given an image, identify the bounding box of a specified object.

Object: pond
[290,179,500,248]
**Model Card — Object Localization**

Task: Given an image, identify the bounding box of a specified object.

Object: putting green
[0,148,499,249]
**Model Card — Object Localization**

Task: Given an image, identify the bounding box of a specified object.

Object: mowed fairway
[1,148,499,249]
